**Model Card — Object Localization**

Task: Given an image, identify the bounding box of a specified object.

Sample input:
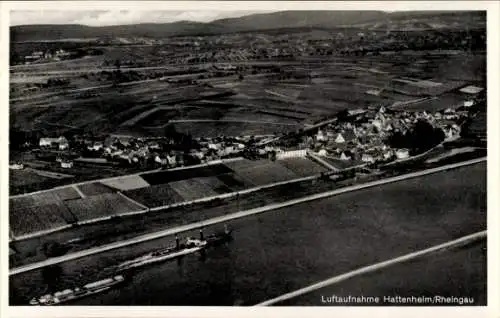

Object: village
[9,93,478,174]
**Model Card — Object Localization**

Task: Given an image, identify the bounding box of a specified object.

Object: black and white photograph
[3,1,497,314]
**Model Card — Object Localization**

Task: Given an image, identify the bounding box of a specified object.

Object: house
[166,154,177,166]
[340,152,351,161]
[223,145,238,155]
[111,150,124,157]
[443,125,461,140]
[317,149,328,157]
[191,150,205,160]
[443,126,454,140]
[371,119,383,132]
[148,141,161,150]
[59,140,70,150]
[61,161,73,169]
[361,154,375,163]
[383,150,394,160]
[208,143,220,150]
[395,149,410,159]
[334,133,345,144]
[155,155,167,165]
[89,142,104,151]
[316,129,327,142]
[9,163,24,170]
[39,136,66,148]
[464,100,475,107]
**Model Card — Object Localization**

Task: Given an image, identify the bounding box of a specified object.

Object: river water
[10,162,486,306]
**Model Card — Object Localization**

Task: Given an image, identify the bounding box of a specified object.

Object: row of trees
[386,120,445,155]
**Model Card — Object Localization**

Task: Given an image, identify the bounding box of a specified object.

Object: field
[390,92,470,112]
[276,157,328,177]
[124,184,186,208]
[9,184,145,236]
[215,173,249,191]
[9,187,83,236]
[10,52,485,148]
[9,169,52,188]
[9,203,73,236]
[168,179,221,201]
[141,164,233,185]
[10,157,324,236]
[169,121,300,138]
[100,175,150,191]
[77,182,115,197]
[124,171,251,208]
[10,187,81,208]
[63,193,144,222]
[224,159,303,185]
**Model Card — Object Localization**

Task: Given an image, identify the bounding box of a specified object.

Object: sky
[10,10,271,26]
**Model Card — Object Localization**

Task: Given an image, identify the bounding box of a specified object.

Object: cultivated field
[277,157,328,177]
[391,92,470,111]
[9,188,82,236]
[11,159,303,236]
[77,182,115,197]
[100,175,150,191]
[140,164,233,185]
[9,169,52,188]
[10,203,73,236]
[215,173,250,191]
[170,121,300,138]
[224,159,302,186]
[63,193,144,222]
[124,184,186,208]
[168,179,220,201]
[9,183,145,236]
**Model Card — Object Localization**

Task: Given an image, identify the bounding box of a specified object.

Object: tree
[164,124,179,140]
[386,120,445,154]
[268,150,277,161]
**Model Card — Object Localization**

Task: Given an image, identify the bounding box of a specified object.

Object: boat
[205,225,233,247]
[116,234,207,271]
[116,226,233,271]
[29,275,125,305]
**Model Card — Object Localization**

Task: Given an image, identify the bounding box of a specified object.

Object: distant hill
[11,10,485,42]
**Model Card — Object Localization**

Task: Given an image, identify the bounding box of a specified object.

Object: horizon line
[9,9,479,27]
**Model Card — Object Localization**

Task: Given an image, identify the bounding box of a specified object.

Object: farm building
[361,154,375,163]
[317,149,328,157]
[155,155,168,165]
[316,129,327,142]
[9,163,24,170]
[39,136,69,148]
[61,161,74,169]
[464,100,475,107]
[340,152,351,161]
[395,149,410,159]
[276,149,307,159]
[335,133,346,143]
